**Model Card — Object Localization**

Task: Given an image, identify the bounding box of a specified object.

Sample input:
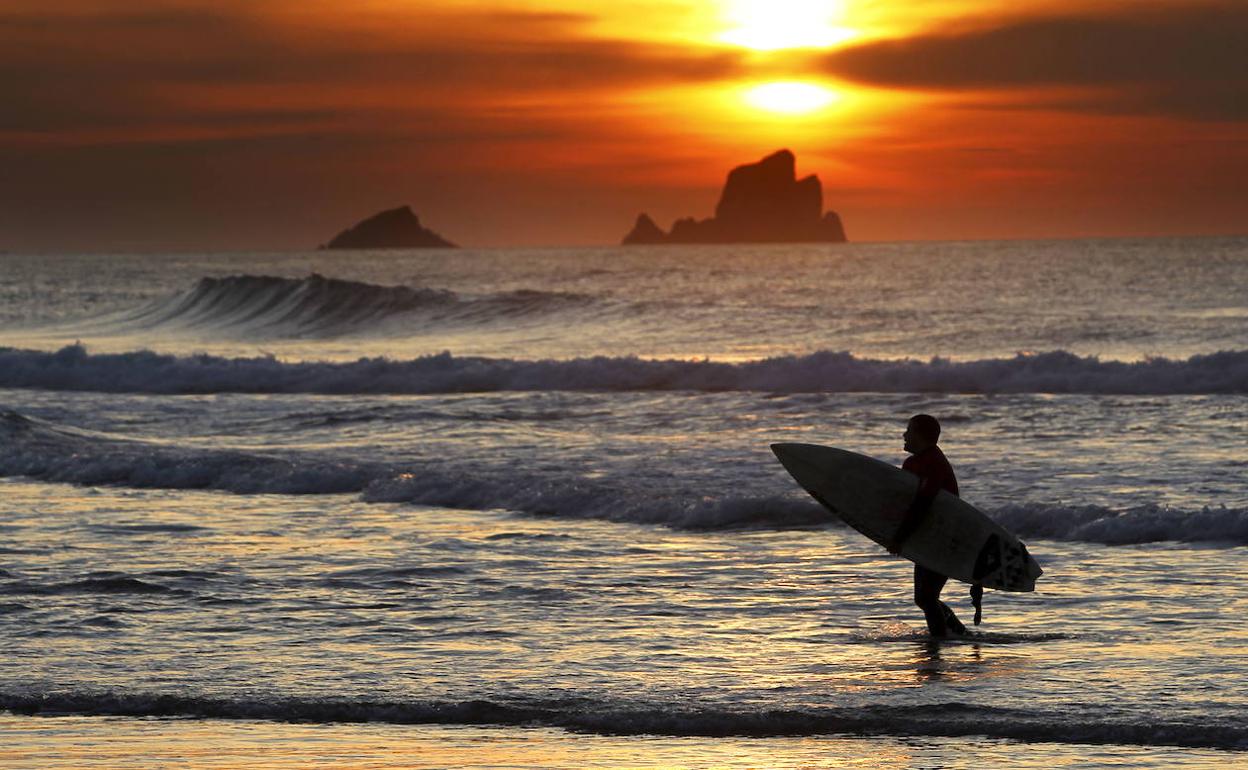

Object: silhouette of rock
[622,213,666,245]
[324,206,456,249]
[622,150,847,245]
[669,216,711,243]
[821,211,847,242]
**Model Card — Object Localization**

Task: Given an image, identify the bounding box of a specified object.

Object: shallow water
[2,717,1242,769]
[3,479,1247,752]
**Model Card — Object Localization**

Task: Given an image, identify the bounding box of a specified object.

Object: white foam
[994,502,1248,545]
[2,410,1244,545]
[1,345,1245,395]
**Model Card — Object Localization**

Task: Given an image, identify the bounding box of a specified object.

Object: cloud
[0,3,756,249]
[823,3,1248,121]
[0,4,744,139]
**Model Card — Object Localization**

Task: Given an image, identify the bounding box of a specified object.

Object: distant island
[622,149,846,245]
[323,205,456,249]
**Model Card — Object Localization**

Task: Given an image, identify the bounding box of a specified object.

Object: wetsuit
[900,446,967,637]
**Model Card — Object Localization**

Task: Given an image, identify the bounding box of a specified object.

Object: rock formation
[621,214,666,245]
[622,150,846,245]
[323,205,456,249]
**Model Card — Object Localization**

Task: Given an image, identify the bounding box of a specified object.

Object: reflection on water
[910,640,993,684]
[3,716,1241,770]
[3,478,1247,745]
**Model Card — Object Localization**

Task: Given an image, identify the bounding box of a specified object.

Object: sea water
[1,238,1246,767]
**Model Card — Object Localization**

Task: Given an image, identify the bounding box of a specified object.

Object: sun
[743,82,839,115]
[719,0,857,50]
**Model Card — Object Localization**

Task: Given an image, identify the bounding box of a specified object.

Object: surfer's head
[904,414,941,453]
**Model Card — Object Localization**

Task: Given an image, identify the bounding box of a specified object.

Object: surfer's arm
[887,481,937,553]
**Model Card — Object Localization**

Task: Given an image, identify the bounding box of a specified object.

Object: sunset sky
[2,0,1245,250]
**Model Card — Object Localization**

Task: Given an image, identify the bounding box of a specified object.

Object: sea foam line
[1,345,1246,395]
[3,690,1245,748]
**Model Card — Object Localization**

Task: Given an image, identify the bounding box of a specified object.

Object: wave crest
[1,346,1245,395]
[105,274,594,337]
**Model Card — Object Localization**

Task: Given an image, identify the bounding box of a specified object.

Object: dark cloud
[0,5,744,136]
[824,3,1248,121]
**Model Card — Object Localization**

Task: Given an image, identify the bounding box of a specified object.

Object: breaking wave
[3,689,1245,748]
[98,274,596,337]
[1,345,1246,395]
[2,410,1245,545]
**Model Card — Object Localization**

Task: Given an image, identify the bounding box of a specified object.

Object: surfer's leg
[914,564,949,637]
[941,603,967,636]
[914,565,967,636]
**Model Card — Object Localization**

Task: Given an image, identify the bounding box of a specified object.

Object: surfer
[889,414,980,637]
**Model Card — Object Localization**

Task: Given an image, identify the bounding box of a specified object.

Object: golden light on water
[718,0,858,50]
[743,82,840,115]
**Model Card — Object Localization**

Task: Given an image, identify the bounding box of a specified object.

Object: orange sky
[1,0,1245,250]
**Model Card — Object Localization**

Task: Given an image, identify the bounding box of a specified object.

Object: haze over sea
[2,237,1246,768]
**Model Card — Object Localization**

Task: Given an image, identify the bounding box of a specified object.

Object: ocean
[1,238,1246,768]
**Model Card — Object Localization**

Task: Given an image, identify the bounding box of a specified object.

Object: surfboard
[771,443,1042,592]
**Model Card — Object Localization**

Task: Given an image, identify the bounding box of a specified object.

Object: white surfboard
[772,443,1042,592]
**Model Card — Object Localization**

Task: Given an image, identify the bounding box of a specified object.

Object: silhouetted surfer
[888,414,981,637]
